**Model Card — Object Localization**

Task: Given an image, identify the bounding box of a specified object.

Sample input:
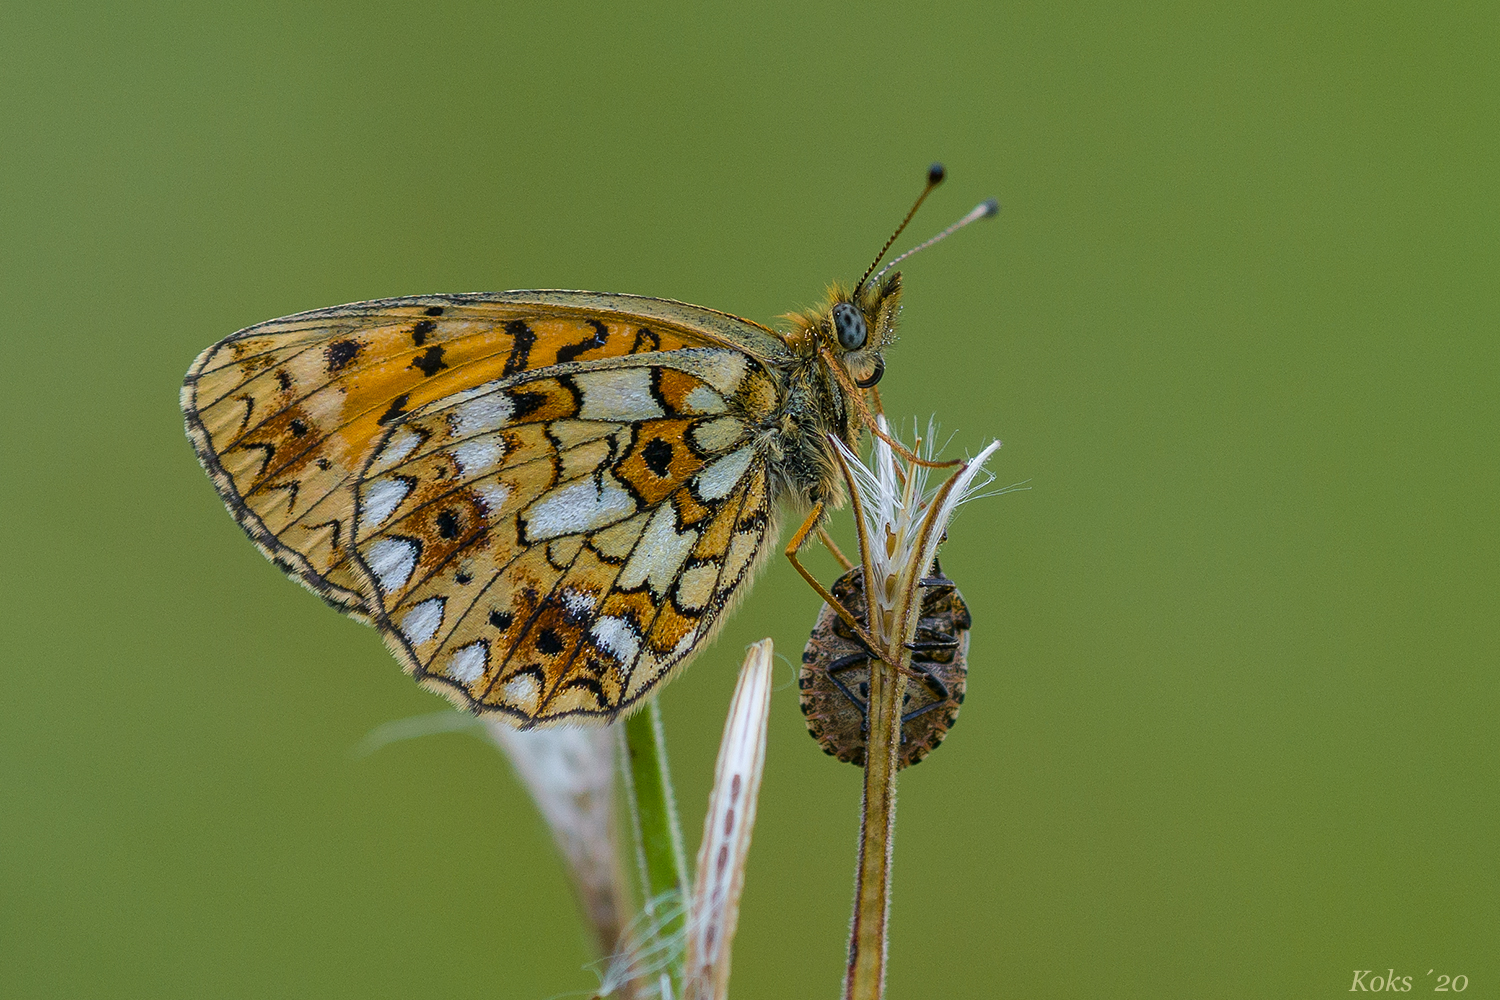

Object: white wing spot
[574,368,665,421]
[448,642,489,684]
[674,563,719,611]
[693,447,753,500]
[451,436,504,476]
[503,672,542,713]
[399,597,445,646]
[359,476,412,529]
[683,384,727,414]
[524,476,636,541]
[561,587,597,620]
[619,504,698,599]
[674,350,748,394]
[475,481,512,517]
[451,391,514,436]
[366,537,419,593]
[689,415,745,455]
[721,528,760,585]
[370,425,422,472]
[591,615,642,666]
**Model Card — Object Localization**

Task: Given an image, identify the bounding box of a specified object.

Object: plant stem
[843,645,907,1000]
[621,698,690,987]
[829,424,1001,1000]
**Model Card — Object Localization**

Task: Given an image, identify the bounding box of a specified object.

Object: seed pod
[799,559,971,769]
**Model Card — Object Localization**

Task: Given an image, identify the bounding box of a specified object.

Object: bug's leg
[841,627,926,691]
[900,641,960,656]
[905,603,961,691]
[821,652,872,719]
[900,699,950,724]
[904,567,961,657]
[785,502,881,650]
[901,658,952,705]
[821,645,949,726]
[917,552,955,592]
[896,649,963,725]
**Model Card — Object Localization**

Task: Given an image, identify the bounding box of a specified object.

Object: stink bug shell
[798,559,971,769]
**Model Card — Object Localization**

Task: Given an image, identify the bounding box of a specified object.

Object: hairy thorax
[757,344,855,514]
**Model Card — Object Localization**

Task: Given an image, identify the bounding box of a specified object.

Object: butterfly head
[824,274,902,389]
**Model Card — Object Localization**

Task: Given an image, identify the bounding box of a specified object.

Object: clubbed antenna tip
[869,197,1001,287]
[856,164,949,294]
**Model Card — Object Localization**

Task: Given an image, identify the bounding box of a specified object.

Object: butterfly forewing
[350,352,781,726]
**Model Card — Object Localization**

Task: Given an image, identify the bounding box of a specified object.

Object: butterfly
[799,557,971,769]
[182,165,995,727]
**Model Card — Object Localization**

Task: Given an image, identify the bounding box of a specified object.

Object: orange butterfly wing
[183,291,789,723]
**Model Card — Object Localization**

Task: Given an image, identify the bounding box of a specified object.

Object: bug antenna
[869,198,999,287]
[855,163,947,295]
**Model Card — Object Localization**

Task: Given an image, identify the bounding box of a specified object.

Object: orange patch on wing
[597,588,658,630]
[614,420,705,505]
[653,368,710,414]
[645,600,701,655]
[691,489,742,561]
[521,318,616,368]
[670,483,715,528]
[502,377,581,424]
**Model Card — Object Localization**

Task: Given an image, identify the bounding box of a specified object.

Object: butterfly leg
[785,502,882,652]
[818,343,960,471]
[818,527,854,571]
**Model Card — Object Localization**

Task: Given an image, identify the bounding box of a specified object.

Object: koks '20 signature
[1349,969,1469,992]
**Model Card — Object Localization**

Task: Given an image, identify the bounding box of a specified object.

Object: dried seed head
[799,559,972,769]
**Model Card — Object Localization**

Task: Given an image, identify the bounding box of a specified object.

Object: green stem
[843,644,907,1000]
[621,698,690,987]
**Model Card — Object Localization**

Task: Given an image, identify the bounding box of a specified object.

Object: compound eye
[832,302,867,351]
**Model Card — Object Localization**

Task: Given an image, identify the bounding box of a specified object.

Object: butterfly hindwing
[181,291,788,625]
[349,351,782,725]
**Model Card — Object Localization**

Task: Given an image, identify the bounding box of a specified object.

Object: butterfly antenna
[855,163,947,295]
[869,197,1000,288]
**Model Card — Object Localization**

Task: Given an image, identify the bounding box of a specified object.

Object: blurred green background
[3,2,1495,997]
